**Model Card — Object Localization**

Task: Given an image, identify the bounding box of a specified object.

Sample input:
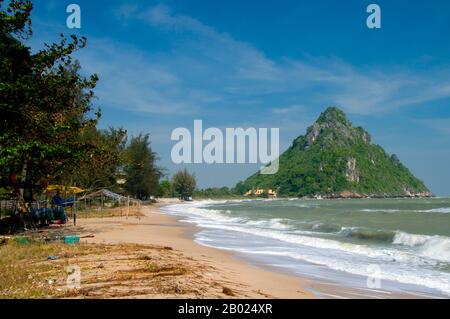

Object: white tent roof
[79,189,140,203]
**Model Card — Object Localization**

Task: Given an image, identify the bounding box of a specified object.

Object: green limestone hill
[238,107,432,198]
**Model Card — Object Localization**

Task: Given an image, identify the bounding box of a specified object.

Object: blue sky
[28,0,450,195]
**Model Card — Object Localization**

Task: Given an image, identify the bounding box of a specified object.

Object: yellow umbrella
[47,185,85,194]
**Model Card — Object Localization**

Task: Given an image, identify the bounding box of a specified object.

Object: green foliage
[0,0,32,38]
[239,107,430,198]
[233,181,247,195]
[172,169,196,199]
[195,186,231,198]
[63,127,127,189]
[0,1,165,203]
[124,134,162,200]
[0,0,100,185]
[158,180,173,198]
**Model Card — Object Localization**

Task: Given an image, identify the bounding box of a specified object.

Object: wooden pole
[137,200,141,220]
[73,194,77,226]
[100,195,103,218]
[127,196,130,219]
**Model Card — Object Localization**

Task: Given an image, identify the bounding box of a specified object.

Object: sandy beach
[75,201,314,298]
[2,201,442,298]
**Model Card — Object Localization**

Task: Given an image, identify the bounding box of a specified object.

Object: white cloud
[272,105,306,115]
[136,4,281,81]
[30,4,450,117]
[74,37,233,115]
[113,4,450,115]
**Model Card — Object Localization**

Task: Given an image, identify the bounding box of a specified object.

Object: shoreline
[159,199,447,299]
[75,200,445,299]
[77,201,314,298]
[5,198,444,298]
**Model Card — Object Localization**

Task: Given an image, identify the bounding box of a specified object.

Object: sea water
[162,198,450,297]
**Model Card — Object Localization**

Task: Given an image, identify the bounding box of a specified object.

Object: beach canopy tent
[79,189,123,201]
[46,185,85,195]
[79,189,135,202]
[78,189,141,215]
[46,185,85,207]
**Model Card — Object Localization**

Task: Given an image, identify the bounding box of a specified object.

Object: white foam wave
[166,204,429,264]
[392,231,450,263]
[420,237,450,263]
[393,231,430,247]
[196,241,450,296]
[422,207,450,213]
[361,207,450,214]
[361,209,401,213]
[162,201,450,295]
[245,218,293,230]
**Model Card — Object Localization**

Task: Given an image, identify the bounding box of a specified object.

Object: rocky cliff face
[238,107,432,198]
[345,157,359,183]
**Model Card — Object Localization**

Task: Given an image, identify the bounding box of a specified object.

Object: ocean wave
[163,203,246,224]
[164,203,446,264]
[190,220,427,265]
[209,246,450,296]
[393,231,430,247]
[339,227,395,242]
[420,237,450,263]
[245,218,293,230]
[421,207,450,213]
[166,203,450,263]
[311,223,341,233]
[393,231,450,263]
[163,203,293,231]
[361,209,401,213]
[361,207,450,214]
[163,201,450,295]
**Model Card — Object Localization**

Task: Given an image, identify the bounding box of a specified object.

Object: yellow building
[245,188,277,198]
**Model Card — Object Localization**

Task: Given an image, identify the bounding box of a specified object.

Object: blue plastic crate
[64,235,80,244]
